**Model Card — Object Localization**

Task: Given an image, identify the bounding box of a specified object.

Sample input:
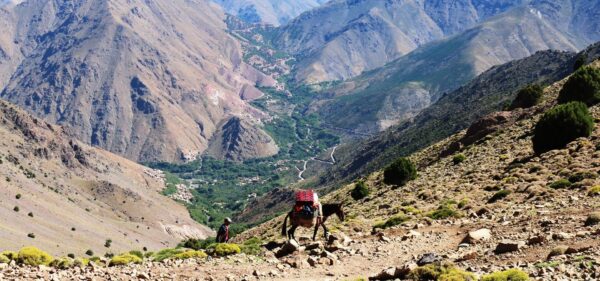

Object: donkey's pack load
[294,189,319,221]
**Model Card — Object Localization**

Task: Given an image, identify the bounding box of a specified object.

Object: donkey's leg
[312,223,319,241]
[322,223,329,239]
[289,225,298,241]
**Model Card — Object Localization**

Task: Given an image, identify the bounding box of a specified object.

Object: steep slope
[0,0,276,162]
[238,43,600,225]
[315,5,585,133]
[0,100,212,256]
[213,0,328,26]
[233,64,600,280]
[315,42,600,192]
[276,0,525,83]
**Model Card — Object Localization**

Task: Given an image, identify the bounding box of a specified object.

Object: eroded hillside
[0,100,212,256]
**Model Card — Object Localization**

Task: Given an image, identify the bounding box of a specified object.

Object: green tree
[557,66,600,105]
[532,102,594,154]
[510,84,543,109]
[350,181,369,200]
[383,157,417,186]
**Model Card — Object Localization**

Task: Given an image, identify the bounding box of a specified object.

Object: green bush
[481,269,529,281]
[153,248,185,262]
[427,205,460,220]
[50,257,73,269]
[409,263,475,281]
[532,102,594,154]
[549,179,572,189]
[67,253,75,259]
[383,157,417,186]
[240,237,263,255]
[128,250,144,259]
[574,54,587,71]
[15,193,21,199]
[108,253,142,266]
[510,84,544,109]
[2,251,18,260]
[351,181,370,200]
[568,171,597,183]
[373,214,409,230]
[452,154,466,165]
[104,239,112,248]
[179,237,216,250]
[588,186,600,196]
[211,243,241,256]
[17,246,54,266]
[173,250,207,260]
[585,212,600,226]
[13,206,19,212]
[85,249,94,256]
[558,66,600,105]
[0,254,9,264]
[488,190,512,203]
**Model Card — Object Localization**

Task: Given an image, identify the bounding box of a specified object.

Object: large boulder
[276,240,300,258]
[463,228,492,244]
[494,240,525,254]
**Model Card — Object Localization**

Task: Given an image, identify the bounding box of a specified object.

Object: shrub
[488,190,512,203]
[510,84,544,109]
[409,263,475,281]
[17,246,54,266]
[373,214,410,230]
[104,239,112,248]
[532,102,594,154]
[574,54,587,71]
[588,186,600,196]
[50,257,73,269]
[452,154,466,165]
[153,248,185,262]
[27,233,35,239]
[585,212,600,226]
[568,171,597,183]
[2,251,18,260]
[557,66,600,105]
[85,249,94,256]
[240,237,263,255]
[383,157,417,186]
[211,243,241,256]
[481,269,529,281]
[89,256,101,264]
[427,205,460,220]
[67,253,75,259]
[179,237,216,250]
[351,181,370,200]
[13,206,19,212]
[458,198,469,209]
[173,250,207,260]
[128,250,144,259]
[0,254,9,264]
[549,179,572,189]
[28,212,34,217]
[108,253,142,266]
[15,193,21,199]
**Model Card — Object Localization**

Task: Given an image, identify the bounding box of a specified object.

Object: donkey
[281,203,345,241]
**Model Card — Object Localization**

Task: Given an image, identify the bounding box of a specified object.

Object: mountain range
[0,0,278,163]
[213,0,328,26]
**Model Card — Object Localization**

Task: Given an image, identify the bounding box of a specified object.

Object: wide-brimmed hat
[224,217,232,223]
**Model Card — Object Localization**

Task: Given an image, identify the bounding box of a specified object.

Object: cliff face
[0,0,277,162]
[0,99,213,255]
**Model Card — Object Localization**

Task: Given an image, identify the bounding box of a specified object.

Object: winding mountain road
[296,145,338,181]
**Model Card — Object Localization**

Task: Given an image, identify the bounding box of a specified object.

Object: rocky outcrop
[205,117,278,162]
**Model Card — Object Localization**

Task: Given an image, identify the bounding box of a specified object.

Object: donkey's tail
[281,212,290,237]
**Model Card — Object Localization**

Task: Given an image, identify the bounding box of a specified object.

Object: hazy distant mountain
[213,0,328,26]
[0,0,278,162]
[315,5,585,133]
[276,0,526,83]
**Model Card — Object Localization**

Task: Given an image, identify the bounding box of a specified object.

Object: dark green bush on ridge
[532,102,594,154]
[488,190,511,203]
[452,154,466,165]
[351,180,369,200]
[510,84,544,109]
[557,66,600,105]
[383,157,417,186]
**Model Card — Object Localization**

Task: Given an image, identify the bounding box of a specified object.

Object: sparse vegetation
[510,84,543,109]
[27,233,35,239]
[568,171,597,183]
[85,249,94,256]
[481,269,529,281]
[108,253,142,266]
[240,237,263,255]
[13,206,19,212]
[383,157,417,186]
[452,153,466,165]
[2,251,17,260]
[488,190,512,203]
[427,204,461,220]
[128,250,144,259]
[17,246,54,266]
[585,212,600,226]
[408,263,476,281]
[50,257,73,269]
[173,250,207,260]
[351,180,370,200]
[373,214,410,230]
[588,186,600,196]
[549,179,572,189]
[152,248,185,262]
[532,102,594,154]
[27,212,33,217]
[104,239,112,248]
[15,193,21,199]
[557,66,600,105]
